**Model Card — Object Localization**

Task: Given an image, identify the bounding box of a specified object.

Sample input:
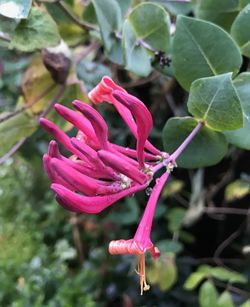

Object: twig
[39,84,65,118]
[120,71,160,88]
[0,83,56,124]
[0,138,26,164]
[213,208,250,266]
[205,207,249,215]
[56,1,97,31]
[214,280,250,299]
[75,41,101,64]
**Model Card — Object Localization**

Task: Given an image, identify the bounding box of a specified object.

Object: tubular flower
[40,76,173,294]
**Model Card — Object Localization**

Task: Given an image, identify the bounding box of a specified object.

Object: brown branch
[205,207,250,215]
[214,279,250,299]
[0,138,26,165]
[75,41,101,64]
[39,84,65,118]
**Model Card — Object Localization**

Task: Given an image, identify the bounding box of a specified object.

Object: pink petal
[88,76,126,104]
[54,103,99,148]
[50,158,122,195]
[113,91,153,169]
[51,182,147,214]
[72,100,109,149]
[98,150,148,184]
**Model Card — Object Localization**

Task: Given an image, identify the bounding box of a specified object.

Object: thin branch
[120,71,160,88]
[205,207,249,215]
[39,84,65,118]
[213,208,250,266]
[214,280,250,299]
[0,138,26,165]
[0,83,56,124]
[56,1,97,31]
[75,41,101,64]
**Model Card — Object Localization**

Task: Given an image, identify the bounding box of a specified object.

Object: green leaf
[231,4,250,57]
[162,117,228,168]
[152,0,193,15]
[0,0,32,19]
[217,291,234,307]
[198,265,247,284]
[9,7,61,52]
[156,239,183,254]
[199,281,219,307]
[224,73,250,149]
[127,3,170,53]
[77,60,112,91]
[92,0,123,64]
[166,207,186,233]
[0,112,37,156]
[188,73,243,131]
[184,272,206,290]
[240,0,250,9]
[225,179,250,201]
[122,20,151,76]
[240,300,250,307]
[172,16,242,90]
[195,0,239,31]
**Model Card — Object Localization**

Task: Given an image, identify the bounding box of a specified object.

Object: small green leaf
[184,272,206,290]
[122,20,151,76]
[0,111,37,156]
[159,258,177,291]
[240,299,250,307]
[156,239,183,254]
[92,0,123,64]
[162,117,228,168]
[188,73,243,131]
[195,0,239,31]
[128,3,170,53]
[231,4,250,57]
[166,207,186,233]
[224,73,250,149]
[225,179,250,201]
[199,281,219,307]
[153,0,193,15]
[217,291,234,307]
[0,0,32,19]
[172,16,242,90]
[9,7,61,52]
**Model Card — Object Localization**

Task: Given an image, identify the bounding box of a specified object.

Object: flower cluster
[40,76,202,294]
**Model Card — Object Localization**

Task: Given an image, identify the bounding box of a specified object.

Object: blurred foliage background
[0,0,250,306]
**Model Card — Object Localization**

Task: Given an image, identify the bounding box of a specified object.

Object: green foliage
[187,73,243,131]
[199,281,219,307]
[162,117,228,168]
[231,4,250,58]
[172,16,242,90]
[225,73,250,149]
[9,7,61,52]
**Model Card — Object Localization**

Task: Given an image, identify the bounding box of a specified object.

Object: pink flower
[40,76,171,294]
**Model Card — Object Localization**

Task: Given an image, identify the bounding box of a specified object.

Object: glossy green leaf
[199,281,219,307]
[172,16,242,90]
[188,73,243,131]
[152,0,193,15]
[92,0,123,64]
[0,0,31,19]
[217,291,234,307]
[225,179,250,201]
[224,73,250,149]
[198,265,247,284]
[0,112,37,156]
[231,4,250,57]
[184,272,206,290]
[127,3,170,53]
[195,0,239,31]
[159,259,177,291]
[122,20,151,76]
[9,7,60,52]
[162,117,228,168]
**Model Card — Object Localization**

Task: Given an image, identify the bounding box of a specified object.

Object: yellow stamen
[137,254,150,295]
